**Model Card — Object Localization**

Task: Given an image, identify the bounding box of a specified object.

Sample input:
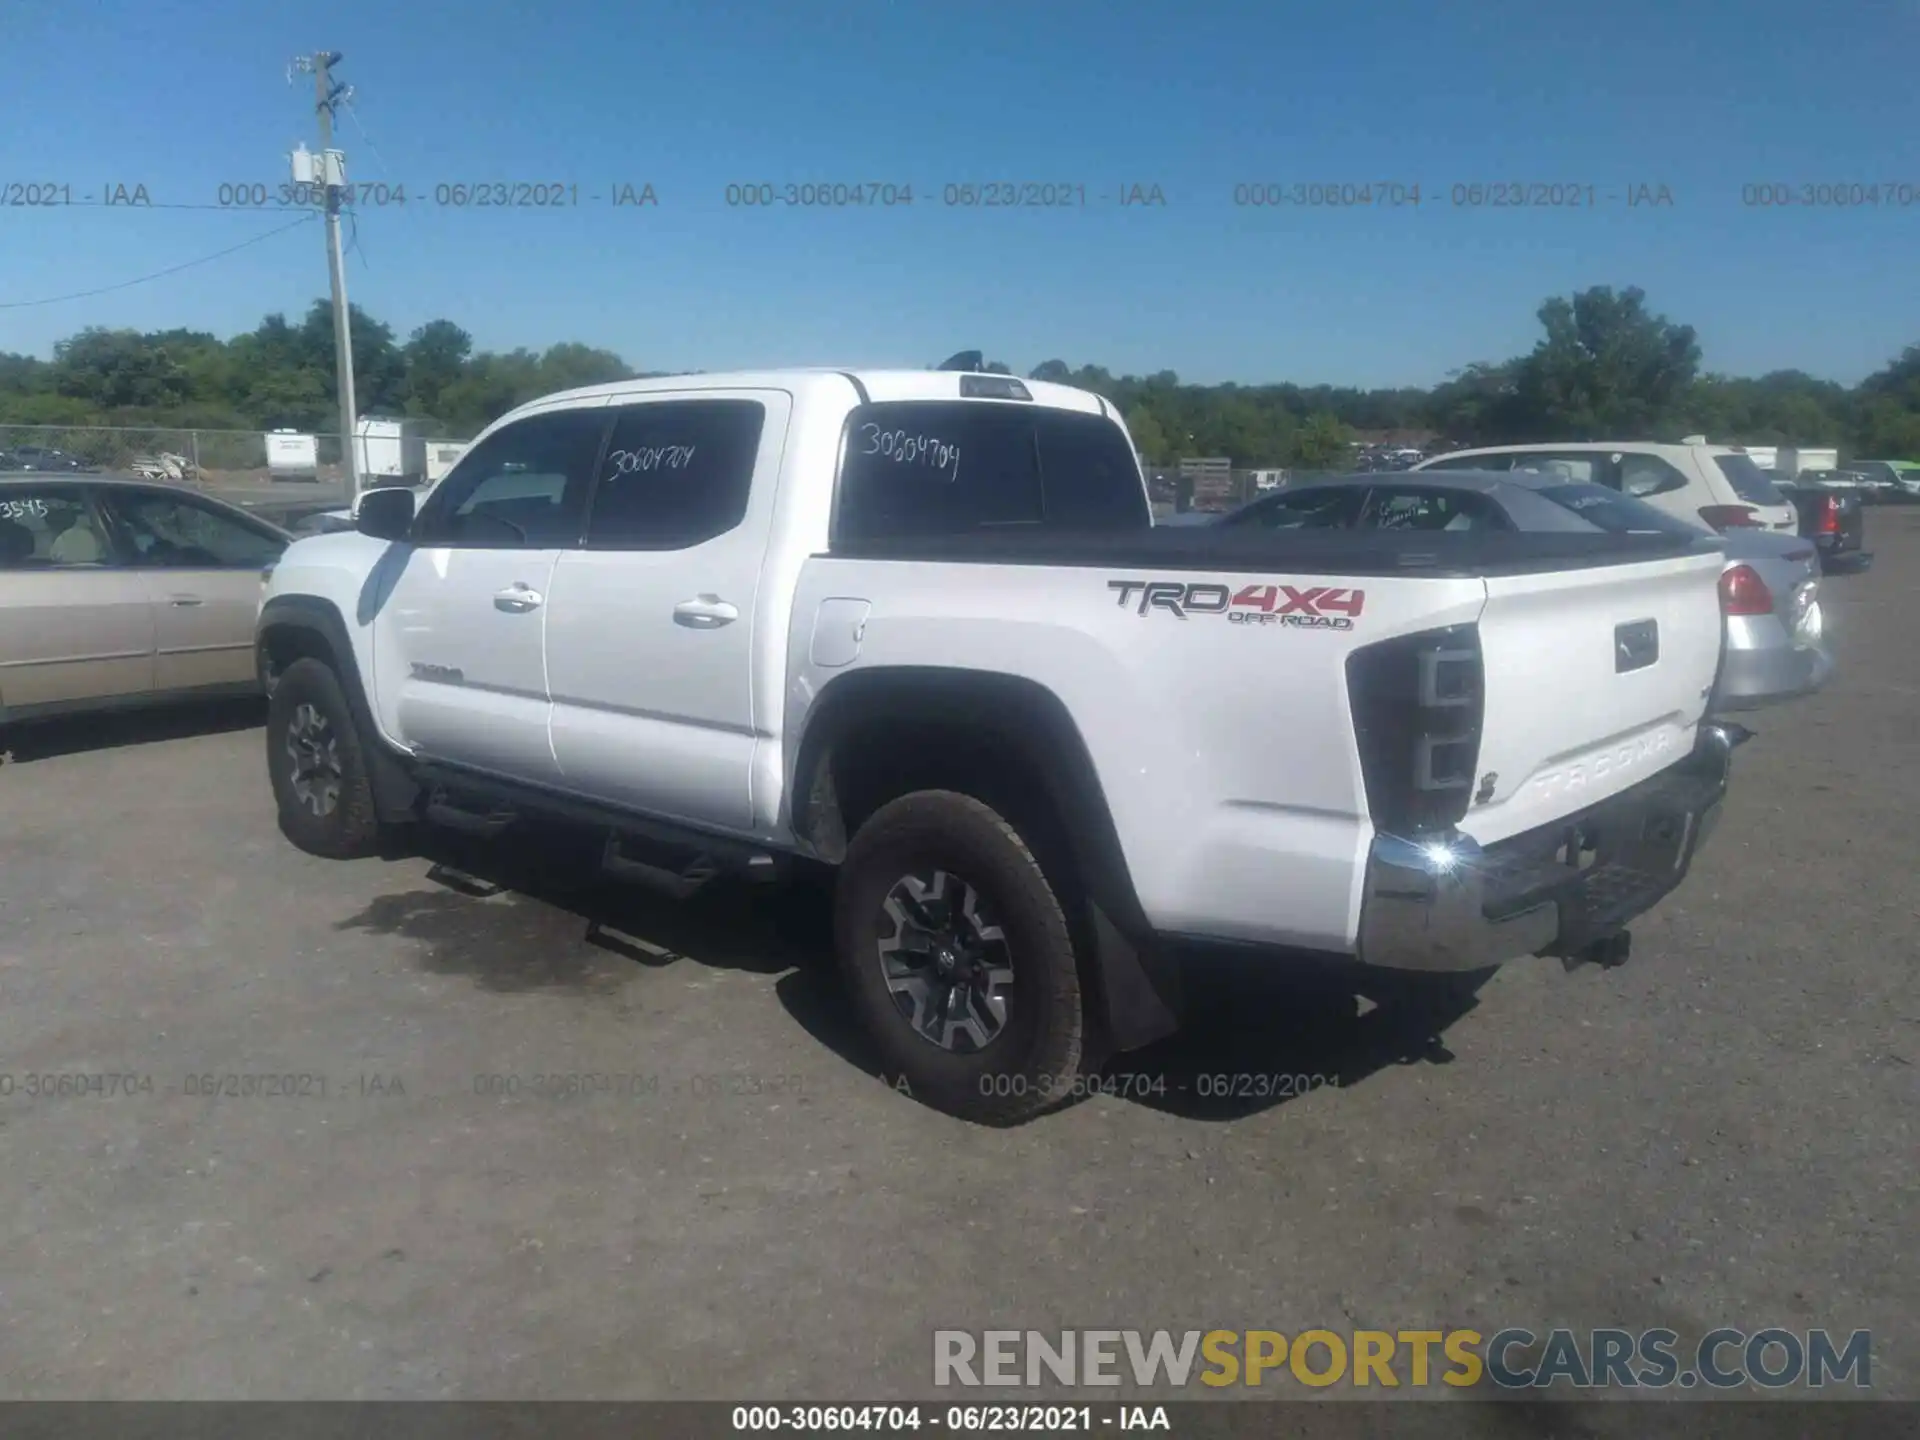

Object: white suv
[1414,439,1798,535]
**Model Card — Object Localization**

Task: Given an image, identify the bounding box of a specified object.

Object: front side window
[584,400,766,549]
[104,492,285,568]
[0,489,112,567]
[415,409,606,548]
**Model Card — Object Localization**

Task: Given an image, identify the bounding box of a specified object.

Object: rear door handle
[493,583,544,613]
[673,595,738,629]
[168,595,204,607]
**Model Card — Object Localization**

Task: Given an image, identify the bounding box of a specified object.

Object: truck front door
[367,404,607,786]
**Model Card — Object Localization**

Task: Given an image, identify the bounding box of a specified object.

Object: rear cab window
[1712,452,1789,507]
[833,401,1147,543]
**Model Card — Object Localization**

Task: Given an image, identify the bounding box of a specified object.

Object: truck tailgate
[1465,550,1725,845]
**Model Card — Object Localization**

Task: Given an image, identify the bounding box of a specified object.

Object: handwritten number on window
[605,445,698,477]
[858,424,961,484]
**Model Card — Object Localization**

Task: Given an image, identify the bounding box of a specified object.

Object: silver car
[1198,469,1833,713]
[0,475,290,724]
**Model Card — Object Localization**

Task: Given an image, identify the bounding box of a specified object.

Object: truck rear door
[543,391,792,833]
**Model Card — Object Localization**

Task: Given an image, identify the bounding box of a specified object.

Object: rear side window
[1358,487,1511,532]
[1614,453,1689,499]
[1225,487,1364,530]
[1509,452,1606,486]
[833,401,1145,542]
[1420,453,1511,472]
[0,489,111,567]
[1538,483,1705,537]
[585,400,766,549]
[1713,453,1788,506]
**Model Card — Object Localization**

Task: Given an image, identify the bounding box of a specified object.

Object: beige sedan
[0,476,291,724]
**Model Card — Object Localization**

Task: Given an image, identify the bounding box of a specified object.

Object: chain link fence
[0,424,326,485]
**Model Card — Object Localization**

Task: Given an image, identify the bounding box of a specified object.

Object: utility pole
[294,51,360,507]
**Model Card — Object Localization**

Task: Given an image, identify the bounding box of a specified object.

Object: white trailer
[353,417,433,486]
[423,440,468,483]
[265,429,320,482]
[1777,446,1839,475]
[1739,444,1779,470]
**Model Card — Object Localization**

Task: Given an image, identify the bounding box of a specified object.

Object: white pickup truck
[257,368,1740,1121]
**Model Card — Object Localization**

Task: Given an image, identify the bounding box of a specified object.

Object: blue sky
[2,0,1915,387]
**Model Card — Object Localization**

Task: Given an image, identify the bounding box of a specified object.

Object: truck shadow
[1,696,265,764]
[1099,951,1490,1122]
[342,821,1492,1120]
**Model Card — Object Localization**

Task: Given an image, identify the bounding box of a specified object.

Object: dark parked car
[2,444,96,473]
[1776,477,1871,573]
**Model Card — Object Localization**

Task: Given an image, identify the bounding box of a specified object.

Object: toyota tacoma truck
[256,368,1740,1122]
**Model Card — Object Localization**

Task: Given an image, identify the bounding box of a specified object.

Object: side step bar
[601,835,720,899]
[416,770,785,898]
[424,787,517,838]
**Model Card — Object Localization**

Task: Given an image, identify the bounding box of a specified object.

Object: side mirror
[356,486,415,541]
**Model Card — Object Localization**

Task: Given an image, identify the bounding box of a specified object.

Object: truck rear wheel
[267,657,384,860]
[834,790,1087,1123]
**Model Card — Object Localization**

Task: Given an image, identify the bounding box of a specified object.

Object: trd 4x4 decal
[1107,580,1365,630]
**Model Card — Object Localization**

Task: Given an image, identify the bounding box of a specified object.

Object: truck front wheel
[835,790,1087,1123]
[267,657,385,860]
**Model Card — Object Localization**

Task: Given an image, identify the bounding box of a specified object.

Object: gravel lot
[1,517,1914,1405]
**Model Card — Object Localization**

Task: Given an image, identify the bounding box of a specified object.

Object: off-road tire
[835,790,1087,1124]
[267,657,384,860]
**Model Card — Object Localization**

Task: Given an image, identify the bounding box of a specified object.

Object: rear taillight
[1719,564,1774,616]
[1699,504,1761,531]
[1346,624,1484,837]
[1818,497,1841,534]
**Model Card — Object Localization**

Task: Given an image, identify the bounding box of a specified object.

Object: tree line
[3,286,1916,465]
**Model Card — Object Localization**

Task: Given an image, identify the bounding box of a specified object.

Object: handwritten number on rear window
[858,424,961,483]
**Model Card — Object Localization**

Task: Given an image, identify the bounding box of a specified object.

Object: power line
[341,94,394,177]
[0,214,317,309]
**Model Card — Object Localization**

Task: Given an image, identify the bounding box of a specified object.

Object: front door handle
[673,595,738,629]
[168,595,204,607]
[493,583,544,613]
